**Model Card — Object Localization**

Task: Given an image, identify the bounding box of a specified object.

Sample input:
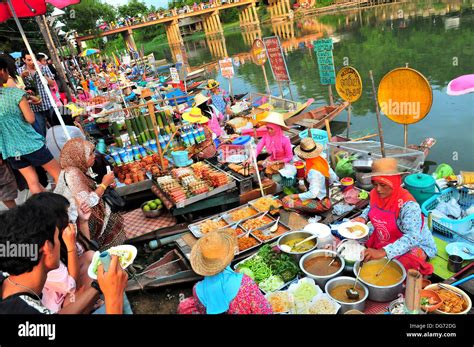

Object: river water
[150,0,474,172]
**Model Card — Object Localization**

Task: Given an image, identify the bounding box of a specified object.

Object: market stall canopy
[446,74,474,96]
[0,0,80,22]
[9,51,21,59]
[79,48,101,57]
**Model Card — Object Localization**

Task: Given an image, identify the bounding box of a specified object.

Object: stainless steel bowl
[299,249,345,288]
[325,276,369,314]
[353,258,406,302]
[277,231,318,261]
[352,159,373,171]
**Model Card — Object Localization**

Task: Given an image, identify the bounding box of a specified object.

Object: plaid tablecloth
[364,300,390,314]
[123,208,177,240]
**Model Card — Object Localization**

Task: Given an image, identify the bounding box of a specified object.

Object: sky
[104,0,169,9]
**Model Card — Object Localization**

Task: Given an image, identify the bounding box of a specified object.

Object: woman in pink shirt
[255,112,293,175]
[77,86,91,103]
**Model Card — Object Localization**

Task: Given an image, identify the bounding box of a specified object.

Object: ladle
[375,258,391,277]
[328,247,345,267]
[346,262,363,300]
[280,234,318,253]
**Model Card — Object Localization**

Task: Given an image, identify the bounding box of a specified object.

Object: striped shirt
[19,65,54,112]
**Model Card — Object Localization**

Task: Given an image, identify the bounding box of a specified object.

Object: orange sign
[377,67,433,125]
[335,66,362,103]
[251,39,267,66]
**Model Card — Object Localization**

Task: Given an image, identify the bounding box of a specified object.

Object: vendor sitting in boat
[182,107,217,160]
[193,93,225,137]
[177,230,272,314]
[205,79,232,117]
[253,112,293,176]
[282,137,338,214]
[352,158,437,275]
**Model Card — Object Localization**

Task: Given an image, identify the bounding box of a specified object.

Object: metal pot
[325,276,369,314]
[352,159,373,172]
[355,171,373,189]
[277,231,318,261]
[300,249,345,288]
[353,258,406,302]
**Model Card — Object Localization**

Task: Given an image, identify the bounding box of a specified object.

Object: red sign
[263,36,290,82]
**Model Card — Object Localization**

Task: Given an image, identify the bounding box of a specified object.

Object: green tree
[118,0,149,17]
[65,0,116,35]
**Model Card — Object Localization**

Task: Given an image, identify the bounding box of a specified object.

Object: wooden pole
[262,65,270,94]
[404,124,408,148]
[250,146,265,196]
[147,101,166,169]
[324,118,332,141]
[346,102,351,138]
[328,84,334,106]
[369,70,386,157]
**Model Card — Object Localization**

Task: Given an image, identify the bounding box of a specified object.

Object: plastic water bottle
[99,251,111,272]
[192,126,200,144]
[181,131,190,147]
[158,134,166,149]
[97,139,106,154]
[198,125,206,142]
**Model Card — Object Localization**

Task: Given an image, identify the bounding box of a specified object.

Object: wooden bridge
[74,0,283,51]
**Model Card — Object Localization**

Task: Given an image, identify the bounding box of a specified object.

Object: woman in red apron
[352,158,436,275]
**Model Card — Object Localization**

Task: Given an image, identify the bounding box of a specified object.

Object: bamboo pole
[325,118,332,140]
[404,124,408,148]
[147,102,166,169]
[262,65,271,94]
[346,103,352,138]
[369,70,386,157]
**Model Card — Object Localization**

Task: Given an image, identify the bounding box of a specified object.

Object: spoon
[263,216,281,236]
[328,247,345,267]
[280,234,318,253]
[375,258,391,277]
[346,262,363,300]
[257,211,269,220]
[462,247,472,255]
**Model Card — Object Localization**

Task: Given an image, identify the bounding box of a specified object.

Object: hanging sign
[219,57,234,79]
[263,36,290,82]
[170,67,180,83]
[377,67,432,124]
[250,38,267,66]
[314,38,336,85]
[335,66,363,103]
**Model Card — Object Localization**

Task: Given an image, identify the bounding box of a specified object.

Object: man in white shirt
[45,110,85,161]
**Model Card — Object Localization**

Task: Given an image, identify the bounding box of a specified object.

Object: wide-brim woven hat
[140,88,153,99]
[193,93,210,107]
[182,107,209,124]
[204,79,220,90]
[190,230,237,276]
[294,137,323,159]
[362,157,407,178]
[259,111,289,130]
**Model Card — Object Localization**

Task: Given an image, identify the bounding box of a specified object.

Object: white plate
[307,293,341,314]
[337,221,369,240]
[88,245,137,280]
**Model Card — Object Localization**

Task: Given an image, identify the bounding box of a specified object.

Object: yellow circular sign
[377,67,432,125]
[335,66,363,103]
[251,39,267,66]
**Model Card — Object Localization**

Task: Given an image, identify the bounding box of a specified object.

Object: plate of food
[188,217,229,238]
[88,245,137,280]
[425,284,472,314]
[265,291,293,314]
[307,293,341,314]
[223,206,259,224]
[337,221,369,240]
[249,195,282,213]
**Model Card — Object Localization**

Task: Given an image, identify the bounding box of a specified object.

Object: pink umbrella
[447,74,474,96]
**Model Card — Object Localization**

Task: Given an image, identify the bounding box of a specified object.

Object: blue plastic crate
[298,128,329,149]
[421,187,474,242]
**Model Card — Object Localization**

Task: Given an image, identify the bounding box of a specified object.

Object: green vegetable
[420,297,430,306]
[238,267,255,280]
[259,275,284,292]
[238,256,272,283]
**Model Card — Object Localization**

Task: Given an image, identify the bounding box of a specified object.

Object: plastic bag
[335,154,357,178]
[332,203,355,216]
[434,198,462,219]
[279,164,297,178]
[433,163,454,179]
[343,187,361,205]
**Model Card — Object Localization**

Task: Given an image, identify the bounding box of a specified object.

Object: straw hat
[190,230,237,276]
[193,93,210,107]
[182,107,209,124]
[363,158,406,178]
[260,111,289,130]
[204,79,220,90]
[257,103,274,111]
[294,137,323,159]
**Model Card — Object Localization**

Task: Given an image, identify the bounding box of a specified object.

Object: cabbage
[259,275,284,292]
[293,282,318,303]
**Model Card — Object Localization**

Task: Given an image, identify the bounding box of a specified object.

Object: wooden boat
[248,92,314,122]
[284,102,349,144]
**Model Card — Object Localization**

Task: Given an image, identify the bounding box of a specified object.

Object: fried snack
[252,224,289,242]
[199,219,228,234]
[229,207,257,222]
[252,197,282,212]
[237,236,259,252]
[242,216,273,231]
[266,292,291,313]
[434,288,467,313]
